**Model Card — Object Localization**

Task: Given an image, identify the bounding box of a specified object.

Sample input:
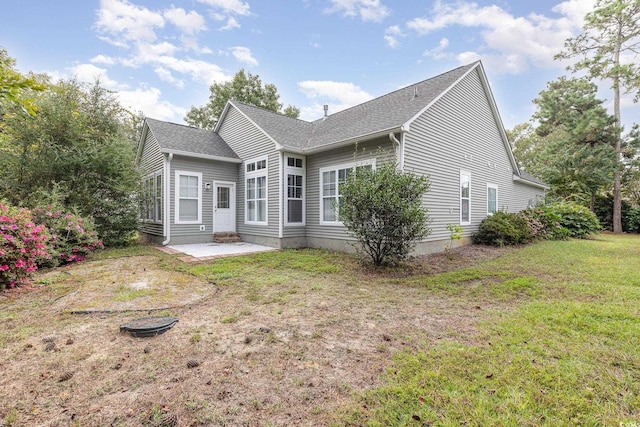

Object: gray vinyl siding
[139,130,164,237]
[512,181,545,211]
[218,106,280,238]
[404,67,542,241]
[306,137,395,242]
[168,155,238,241]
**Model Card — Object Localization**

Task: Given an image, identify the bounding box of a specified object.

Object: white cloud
[163,7,207,35]
[384,25,404,49]
[154,67,185,88]
[404,0,597,74]
[423,37,450,60]
[71,63,128,89]
[229,46,258,66]
[298,80,373,119]
[95,0,164,44]
[117,86,186,121]
[219,17,241,31]
[325,0,390,22]
[197,0,251,16]
[90,54,116,65]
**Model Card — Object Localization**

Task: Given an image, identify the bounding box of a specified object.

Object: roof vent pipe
[323,104,328,117]
[412,86,418,99]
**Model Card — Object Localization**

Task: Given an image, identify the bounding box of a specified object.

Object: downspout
[162,153,173,245]
[278,151,284,240]
[389,132,404,170]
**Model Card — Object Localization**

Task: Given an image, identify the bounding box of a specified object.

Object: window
[487,184,498,215]
[175,171,202,224]
[286,155,305,225]
[141,171,162,222]
[245,156,268,224]
[320,160,375,224]
[460,170,471,225]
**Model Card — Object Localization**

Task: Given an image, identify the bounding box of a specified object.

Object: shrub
[0,202,50,289]
[625,207,640,233]
[542,202,601,238]
[520,207,570,240]
[339,161,431,266]
[473,211,531,246]
[31,205,103,268]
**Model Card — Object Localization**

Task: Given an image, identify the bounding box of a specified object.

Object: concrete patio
[156,242,277,262]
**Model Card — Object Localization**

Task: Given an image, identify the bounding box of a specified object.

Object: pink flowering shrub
[0,202,50,289]
[31,205,103,268]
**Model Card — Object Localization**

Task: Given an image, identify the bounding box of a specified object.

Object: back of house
[136,61,546,253]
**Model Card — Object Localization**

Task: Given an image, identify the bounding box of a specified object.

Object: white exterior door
[213,182,236,232]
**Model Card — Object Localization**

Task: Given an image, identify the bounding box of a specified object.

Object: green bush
[339,161,431,266]
[31,205,103,268]
[473,211,532,246]
[520,207,570,240]
[626,207,640,233]
[541,203,601,238]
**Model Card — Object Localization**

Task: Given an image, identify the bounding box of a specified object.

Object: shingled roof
[145,118,240,161]
[228,62,478,151]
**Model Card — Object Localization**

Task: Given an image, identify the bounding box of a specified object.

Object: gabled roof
[221,62,477,152]
[143,118,240,162]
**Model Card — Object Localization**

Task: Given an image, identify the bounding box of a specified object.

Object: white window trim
[487,183,498,216]
[460,170,471,226]
[245,155,268,226]
[142,170,162,223]
[175,170,202,225]
[319,159,376,225]
[285,155,305,226]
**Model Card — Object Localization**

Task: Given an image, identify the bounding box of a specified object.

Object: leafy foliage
[517,77,618,206]
[185,69,299,129]
[31,205,103,268]
[556,0,640,232]
[0,77,140,246]
[0,201,49,289]
[338,161,431,266]
[543,203,602,238]
[626,207,640,233]
[0,47,45,117]
[520,207,571,241]
[472,211,532,246]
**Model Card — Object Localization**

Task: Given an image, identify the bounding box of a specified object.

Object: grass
[3,235,640,426]
[339,234,640,426]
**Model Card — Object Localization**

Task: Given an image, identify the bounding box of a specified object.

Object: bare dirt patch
[0,245,511,426]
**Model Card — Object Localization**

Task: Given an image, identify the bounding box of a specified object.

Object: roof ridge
[231,100,312,124]
[146,117,205,131]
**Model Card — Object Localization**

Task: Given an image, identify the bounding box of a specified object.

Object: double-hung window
[142,171,162,222]
[175,171,202,224]
[320,159,374,224]
[245,156,268,224]
[487,183,498,215]
[286,156,304,225]
[460,170,471,225]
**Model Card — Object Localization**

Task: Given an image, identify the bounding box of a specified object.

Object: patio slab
[162,242,277,262]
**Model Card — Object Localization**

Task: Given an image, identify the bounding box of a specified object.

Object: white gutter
[162,152,173,245]
[277,126,402,155]
[160,149,242,163]
[513,175,549,190]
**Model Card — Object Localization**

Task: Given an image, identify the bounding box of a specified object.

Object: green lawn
[339,234,640,426]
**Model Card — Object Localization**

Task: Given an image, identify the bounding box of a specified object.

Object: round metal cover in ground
[119,316,178,337]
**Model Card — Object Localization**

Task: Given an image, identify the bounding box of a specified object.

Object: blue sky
[2,0,638,130]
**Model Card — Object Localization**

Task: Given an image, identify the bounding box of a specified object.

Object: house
[136,61,547,254]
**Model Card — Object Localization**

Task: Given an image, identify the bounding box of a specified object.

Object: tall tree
[555,0,640,232]
[185,69,299,129]
[0,78,140,246]
[510,77,618,208]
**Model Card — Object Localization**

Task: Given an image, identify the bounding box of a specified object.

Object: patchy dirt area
[0,245,513,426]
